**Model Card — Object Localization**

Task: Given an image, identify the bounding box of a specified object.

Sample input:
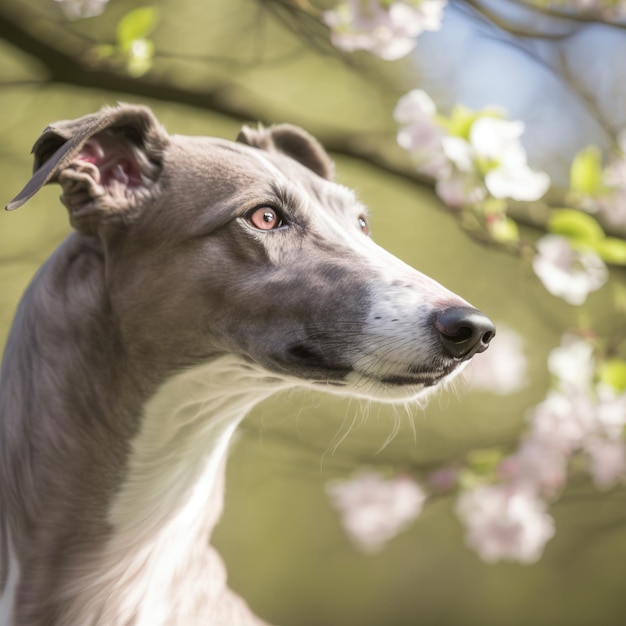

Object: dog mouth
[280,342,462,390]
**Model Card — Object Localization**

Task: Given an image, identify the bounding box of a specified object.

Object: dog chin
[320,363,467,404]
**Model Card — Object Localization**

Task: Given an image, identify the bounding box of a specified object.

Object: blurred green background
[1,1,626,624]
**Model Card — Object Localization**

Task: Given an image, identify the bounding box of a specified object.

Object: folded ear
[236,124,334,180]
[6,104,168,236]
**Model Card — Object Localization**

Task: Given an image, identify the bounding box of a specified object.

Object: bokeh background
[1,1,626,624]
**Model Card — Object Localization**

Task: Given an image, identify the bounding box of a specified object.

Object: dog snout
[435,306,495,360]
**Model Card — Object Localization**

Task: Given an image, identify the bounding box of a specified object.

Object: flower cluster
[326,470,426,552]
[456,335,626,563]
[569,138,626,231]
[532,234,608,305]
[323,0,447,60]
[320,8,626,568]
[531,141,626,306]
[328,336,626,563]
[394,90,550,237]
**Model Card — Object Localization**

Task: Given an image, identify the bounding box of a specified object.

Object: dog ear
[6,104,168,236]
[237,124,334,180]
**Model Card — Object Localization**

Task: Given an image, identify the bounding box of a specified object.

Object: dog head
[6,104,494,401]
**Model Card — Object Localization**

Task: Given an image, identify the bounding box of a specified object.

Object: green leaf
[466,448,504,475]
[570,145,604,196]
[593,237,626,265]
[548,208,605,243]
[117,7,159,51]
[598,359,626,393]
[447,105,479,140]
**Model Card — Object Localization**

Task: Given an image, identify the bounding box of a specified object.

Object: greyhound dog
[0,104,494,626]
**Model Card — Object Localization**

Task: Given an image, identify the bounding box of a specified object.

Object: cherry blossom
[53,0,109,19]
[394,89,449,177]
[529,390,598,454]
[323,1,447,60]
[326,470,426,552]
[467,325,528,395]
[456,484,555,563]
[531,235,608,305]
[470,117,551,201]
[547,334,595,390]
[596,384,626,439]
[394,92,550,206]
[500,438,569,497]
[584,437,626,489]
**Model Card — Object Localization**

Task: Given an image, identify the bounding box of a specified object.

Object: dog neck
[60,355,290,625]
[0,235,288,625]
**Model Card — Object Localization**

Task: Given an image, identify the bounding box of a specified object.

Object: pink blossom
[584,437,626,489]
[456,484,555,563]
[467,325,527,395]
[427,466,459,493]
[529,390,597,454]
[394,90,449,177]
[326,470,426,552]
[435,172,485,207]
[323,1,447,61]
[501,438,569,497]
[532,235,608,305]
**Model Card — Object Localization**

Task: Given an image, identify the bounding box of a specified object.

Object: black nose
[435,307,495,360]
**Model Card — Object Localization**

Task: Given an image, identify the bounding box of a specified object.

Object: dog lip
[379,361,462,387]
[273,343,352,380]
[377,373,442,387]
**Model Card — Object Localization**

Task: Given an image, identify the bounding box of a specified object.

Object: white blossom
[529,390,597,454]
[470,118,550,201]
[323,0,447,61]
[395,94,550,206]
[441,136,474,171]
[467,325,528,395]
[584,437,626,489]
[53,0,109,19]
[435,173,485,207]
[532,235,608,305]
[547,335,595,390]
[394,90,449,177]
[326,470,426,552]
[456,484,555,564]
[501,438,569,497]
[595,384,626,439]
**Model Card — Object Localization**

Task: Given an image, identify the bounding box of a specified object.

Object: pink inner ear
[78,135,143,188]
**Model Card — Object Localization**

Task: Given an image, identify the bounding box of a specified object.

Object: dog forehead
[164,133,354,209]
[166,134,291,180]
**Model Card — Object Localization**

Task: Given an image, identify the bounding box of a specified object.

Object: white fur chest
[59,355,291,626]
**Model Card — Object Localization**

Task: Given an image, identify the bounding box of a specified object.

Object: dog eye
[248,207,284,231]
[358,215,370,235]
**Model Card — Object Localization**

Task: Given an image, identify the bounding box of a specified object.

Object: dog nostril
[436,307,496,360]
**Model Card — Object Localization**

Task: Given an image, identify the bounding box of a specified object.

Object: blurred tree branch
[0,6,435,187]
[3,2,622,244]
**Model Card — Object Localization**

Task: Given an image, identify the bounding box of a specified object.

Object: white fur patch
[58,355,293,626]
